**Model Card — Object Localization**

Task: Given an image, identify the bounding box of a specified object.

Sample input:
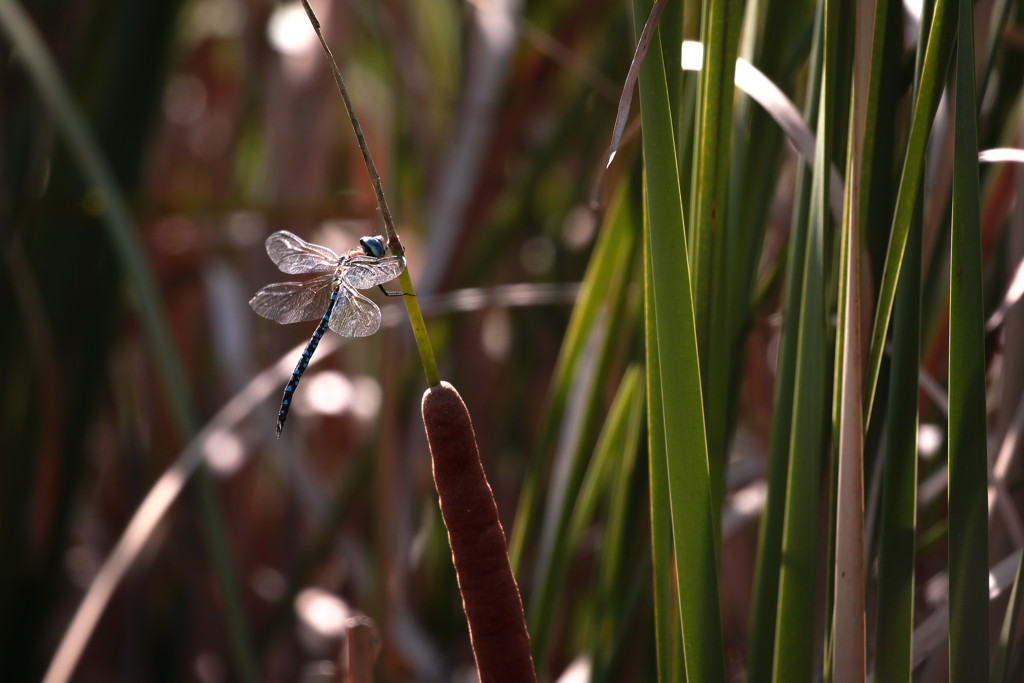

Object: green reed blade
[947,0,990,678]
[634,0,726,679]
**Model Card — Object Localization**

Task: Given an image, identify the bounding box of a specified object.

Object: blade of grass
[0,4,259,682]
[607,0,668,167]
[948,0,990,677]
[633,0,726,679]
[771,0,838,676]
[744,5,825,681]
[862,0,957,429]
[873,1,931,678]
[689,0,747,549]
[508,184,634,574]
[644,204,682,683]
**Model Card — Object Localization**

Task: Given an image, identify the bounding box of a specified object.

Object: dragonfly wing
[328,288,382,337]
[250,274,335,324]
[342,255,407,290]
[266,231,339,274]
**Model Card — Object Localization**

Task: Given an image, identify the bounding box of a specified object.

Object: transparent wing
[342,255,407,290]
[250,275,335,324]
[265,231,339,274]
[328,288,382,337]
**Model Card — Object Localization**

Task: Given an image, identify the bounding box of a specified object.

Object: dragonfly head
[358,235,387,258]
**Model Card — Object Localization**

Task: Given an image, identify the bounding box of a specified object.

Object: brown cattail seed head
[421,382,535,683]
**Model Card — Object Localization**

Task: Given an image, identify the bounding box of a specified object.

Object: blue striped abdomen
[276,285,342,436]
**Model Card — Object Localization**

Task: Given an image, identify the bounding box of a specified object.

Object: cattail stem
[300,0,440,387]
[421,382,535,683]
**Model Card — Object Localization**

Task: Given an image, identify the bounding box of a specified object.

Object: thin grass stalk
[300,0,439,387]
[872,2,931,680]
[633,0,726,679]
[0,4,259,682]
[644,199,680,683]
[862,0,957,428]
[744,6,825,681]
[947,0,990,677]
[690,0,748,550]
[770,0,837,676]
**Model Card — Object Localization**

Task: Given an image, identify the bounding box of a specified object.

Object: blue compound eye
[358,235,386,258]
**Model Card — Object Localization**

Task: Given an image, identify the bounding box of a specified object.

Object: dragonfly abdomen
[276,283,342,437]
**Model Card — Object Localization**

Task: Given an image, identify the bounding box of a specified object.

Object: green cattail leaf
[947,0,989,678]
[633,0,726,679]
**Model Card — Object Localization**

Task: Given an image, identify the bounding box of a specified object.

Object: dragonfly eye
[358,236,386,258]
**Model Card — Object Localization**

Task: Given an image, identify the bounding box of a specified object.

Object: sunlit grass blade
[862,0,957,428]
[744,6,824,682]
[633,0,725,679]
[689,0,747,547]
[644,202,681,683]
[872,1,931,679]
[771,0,837,677]
[947,0,990,678]
[0,4,258,682]
[508,183,634,574]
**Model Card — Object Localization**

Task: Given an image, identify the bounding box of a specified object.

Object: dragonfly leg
[378,285,414,297]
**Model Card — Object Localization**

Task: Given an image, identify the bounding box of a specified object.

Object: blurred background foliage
[2,0,1024,681]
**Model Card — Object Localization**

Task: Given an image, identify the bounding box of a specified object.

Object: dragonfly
[250,230,408,436]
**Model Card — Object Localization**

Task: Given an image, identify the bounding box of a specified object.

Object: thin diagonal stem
[301,0,400,254]
[301,0,439,386]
